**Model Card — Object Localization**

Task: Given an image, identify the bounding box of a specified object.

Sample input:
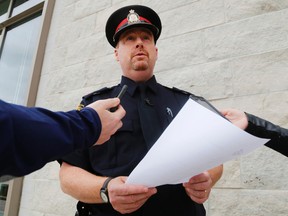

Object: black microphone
[110,85,128,112]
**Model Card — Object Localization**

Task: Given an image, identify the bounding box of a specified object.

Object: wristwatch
[100,177,113,203]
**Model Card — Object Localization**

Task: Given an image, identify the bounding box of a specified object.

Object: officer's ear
[156,46,158,60]
[114,48,119,61]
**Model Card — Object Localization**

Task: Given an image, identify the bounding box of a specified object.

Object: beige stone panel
[19,179,77,216]
[160,0,225,38]
[84,54,122,88]
[74,0,110,19]
[208,189,288,216]
[157,59,233,100]
[65,33,108,66]
[54,13,98,47]
[203,9,288,61]
[41,47,68,74]
[230,49,288,97]
[156,31,206,71]
[241,147,288,190]
[215,159,242,188]
[139,0,198,13]
[41,63,87,96]
[225,0,288,21]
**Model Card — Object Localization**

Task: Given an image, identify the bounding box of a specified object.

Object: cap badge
[127,9,140,24]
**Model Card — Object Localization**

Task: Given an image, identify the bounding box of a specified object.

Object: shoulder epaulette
[171,87,192,96]
[77,86,117,109]
[162,85,222,117]
[82,87,116,100]
[171,87,207,100]
[164,86,205,100]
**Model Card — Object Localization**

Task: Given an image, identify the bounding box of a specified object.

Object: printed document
[126,98,270,187]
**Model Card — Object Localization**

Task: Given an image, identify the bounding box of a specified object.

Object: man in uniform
[59,5,223,216]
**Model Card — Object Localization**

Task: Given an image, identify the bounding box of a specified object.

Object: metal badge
[76,103,84,111]
[127,9,140,24]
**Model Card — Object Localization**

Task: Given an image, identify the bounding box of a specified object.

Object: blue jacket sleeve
[0,100,101,177]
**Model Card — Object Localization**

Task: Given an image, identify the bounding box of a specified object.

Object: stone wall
[18,0,288,215]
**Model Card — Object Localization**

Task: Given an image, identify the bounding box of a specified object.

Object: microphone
[110,85,128,112]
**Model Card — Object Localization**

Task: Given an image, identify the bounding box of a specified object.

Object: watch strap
[101,177,113,190]
[100,177,113,203]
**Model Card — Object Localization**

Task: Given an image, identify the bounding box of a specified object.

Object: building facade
[1,0,288,215]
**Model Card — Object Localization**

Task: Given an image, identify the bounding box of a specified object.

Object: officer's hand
[108,176,157,214]
[183,171,212,204]
[87,98,126,144]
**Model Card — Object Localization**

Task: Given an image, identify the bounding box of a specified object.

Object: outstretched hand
[220,108,248,130]
[87,98,126,144]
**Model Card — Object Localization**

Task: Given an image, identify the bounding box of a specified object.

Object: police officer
[221,108,288,156]
[0,98,125,180]
[59,5,223,216]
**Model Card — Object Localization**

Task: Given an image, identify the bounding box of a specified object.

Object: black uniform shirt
[62,75,206,216]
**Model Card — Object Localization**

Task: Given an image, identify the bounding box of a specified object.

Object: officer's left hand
[182,171,212,204]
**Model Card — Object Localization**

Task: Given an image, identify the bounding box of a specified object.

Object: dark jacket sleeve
[0,100,101,178]
[245,113,288,157]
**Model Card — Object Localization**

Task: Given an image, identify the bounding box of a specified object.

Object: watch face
[100,191,108,203]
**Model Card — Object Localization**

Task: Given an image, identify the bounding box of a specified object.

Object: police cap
[105,5,162,48]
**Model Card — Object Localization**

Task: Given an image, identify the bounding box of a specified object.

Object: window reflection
[0,0,10,23]
[12,0,43,16]
[13,0,30,8]
[0,12,42,105]
[0,184,8,216]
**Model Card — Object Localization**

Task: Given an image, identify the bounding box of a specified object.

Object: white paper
[126,98,270,187]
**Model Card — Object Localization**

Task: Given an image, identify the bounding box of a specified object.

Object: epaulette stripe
[92,87,113,95]
[171,87,206,101]
[82,86,117,100]
[162,85,192,96]
[172,87,191,96]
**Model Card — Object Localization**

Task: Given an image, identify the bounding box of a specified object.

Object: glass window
[0,0,10,23]
[0,12,42,105]
[13,0,30,7]
[12,0,43,16]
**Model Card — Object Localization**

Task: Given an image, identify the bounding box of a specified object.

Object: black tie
[137,84,162,149]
